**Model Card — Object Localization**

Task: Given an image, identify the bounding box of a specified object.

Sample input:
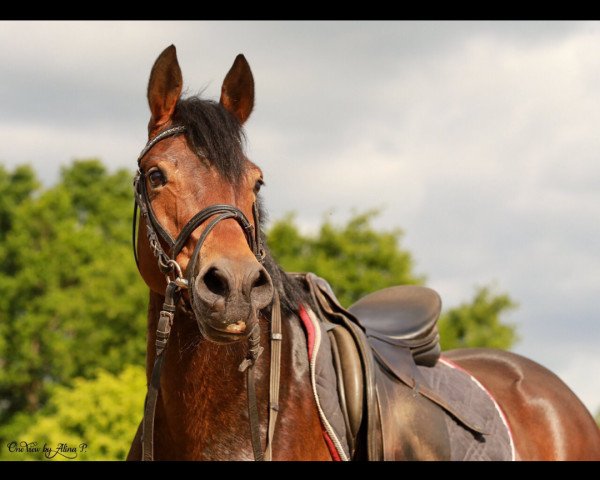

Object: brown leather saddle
[295,273,488,460]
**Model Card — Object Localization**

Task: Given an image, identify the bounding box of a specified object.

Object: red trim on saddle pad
[298,305,344,461]
[299,305,316,361]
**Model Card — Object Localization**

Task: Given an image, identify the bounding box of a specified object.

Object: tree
[0,164,39,242]
[266,211,518,351]
[0,365,145,461]
[438,286,517,350]
[0,161,148,425]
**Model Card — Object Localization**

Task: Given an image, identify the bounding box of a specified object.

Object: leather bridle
[132,125,282,461]
[133,126,264,278]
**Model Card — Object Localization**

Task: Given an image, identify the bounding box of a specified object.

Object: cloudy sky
[1,21,598,415]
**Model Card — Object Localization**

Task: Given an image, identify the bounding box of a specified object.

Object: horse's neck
[146,290,331,460]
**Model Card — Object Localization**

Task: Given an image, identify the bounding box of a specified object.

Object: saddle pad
[421,358,516,461]
[299,305,350,461]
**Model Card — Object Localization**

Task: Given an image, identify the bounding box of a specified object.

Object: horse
[127,45,600,461]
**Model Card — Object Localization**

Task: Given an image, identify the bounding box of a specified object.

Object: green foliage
[0,160,147,424]
[0,164,39,242]
[438,286,518,350]
[267,211,423,307]
[0,365,145,461]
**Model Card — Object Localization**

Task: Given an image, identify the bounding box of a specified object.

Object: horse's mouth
[209,319,247,335]
[198,318,254,344]
[223,320,247,334]
[190,290,261,344]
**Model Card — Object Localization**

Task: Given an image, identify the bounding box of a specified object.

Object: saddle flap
[370,337,491,436]
[368,336,418,389]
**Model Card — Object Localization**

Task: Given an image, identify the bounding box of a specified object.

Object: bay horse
[127,45,600,461]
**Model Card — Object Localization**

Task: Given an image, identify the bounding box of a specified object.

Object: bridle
[133,125,264,281]
[132,125,282,461]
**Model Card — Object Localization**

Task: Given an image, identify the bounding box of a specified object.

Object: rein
[132,126,282,461]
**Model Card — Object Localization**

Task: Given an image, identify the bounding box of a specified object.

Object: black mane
[173,97,246,183]
[173,95,312,316]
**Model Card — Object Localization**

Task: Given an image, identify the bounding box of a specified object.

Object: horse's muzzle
[191,257,273,343]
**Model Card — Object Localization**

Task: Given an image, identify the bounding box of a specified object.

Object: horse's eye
[254,178,264,193]
[148,169,167,188]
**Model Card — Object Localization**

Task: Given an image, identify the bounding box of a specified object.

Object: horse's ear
[220,54,254,124]
[147,45,183,128]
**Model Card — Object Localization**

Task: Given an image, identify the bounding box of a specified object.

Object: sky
[0,21,598,415]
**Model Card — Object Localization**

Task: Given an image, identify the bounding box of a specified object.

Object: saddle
[295,273,489,460]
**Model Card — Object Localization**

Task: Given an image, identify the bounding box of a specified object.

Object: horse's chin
[192,309,256,345]
[199,324,251,345]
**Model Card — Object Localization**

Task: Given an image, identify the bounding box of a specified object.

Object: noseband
[132,125,282,461]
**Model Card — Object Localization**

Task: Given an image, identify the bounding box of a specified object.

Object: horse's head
[135,45,273,344]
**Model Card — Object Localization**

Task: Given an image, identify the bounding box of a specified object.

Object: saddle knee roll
[328,325,364,452]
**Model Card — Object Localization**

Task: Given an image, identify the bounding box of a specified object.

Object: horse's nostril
[249,266,274,310]
[253,269,270,290]
[203,267,229,298]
